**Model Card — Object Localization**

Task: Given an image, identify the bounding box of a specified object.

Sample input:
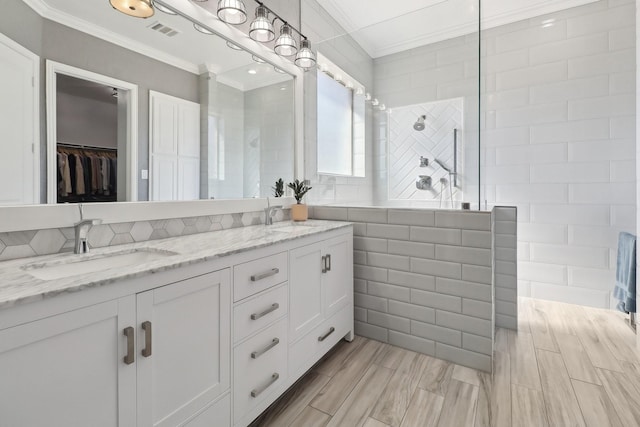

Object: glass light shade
[274,24,297,57]
[217,0,247,25]
[294,39,316,69]
[110,0,154,18]
[249,6,275,42]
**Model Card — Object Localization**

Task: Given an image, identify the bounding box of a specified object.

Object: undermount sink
[23,249,178,281]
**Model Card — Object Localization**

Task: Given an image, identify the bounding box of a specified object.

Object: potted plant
[287,179,312,221]
[272,178,284,197]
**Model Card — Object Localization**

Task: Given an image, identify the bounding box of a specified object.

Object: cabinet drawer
[289,305,352,380]
[234,252,288,302]
[234,317,288,421]
[234,283,288,343]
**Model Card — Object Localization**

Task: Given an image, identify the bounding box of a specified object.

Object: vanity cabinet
[0,269,231,427]
[0,223,353,427]
[288,234,354,379]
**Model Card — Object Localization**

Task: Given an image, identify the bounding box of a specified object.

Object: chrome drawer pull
[251,337,280,359]
[250,268,279,282]
[326,254,332,272]
[318,327,336,342]
[251,303,280,320]
[321,255,327,273]
[251,373,280,398]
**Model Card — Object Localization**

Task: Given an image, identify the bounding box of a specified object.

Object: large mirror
[0,0,296,205]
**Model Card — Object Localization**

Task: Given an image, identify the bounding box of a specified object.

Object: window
[316,61,365,177]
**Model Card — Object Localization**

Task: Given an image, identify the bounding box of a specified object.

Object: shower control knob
[416,175,432,190]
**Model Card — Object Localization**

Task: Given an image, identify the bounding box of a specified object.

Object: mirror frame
[0,0,305,232]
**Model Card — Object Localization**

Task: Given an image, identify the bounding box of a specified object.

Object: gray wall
[1,0,199,202]
[57,91,118,149]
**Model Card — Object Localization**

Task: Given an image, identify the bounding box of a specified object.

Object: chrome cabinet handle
[251,303,279,320]
[318,327,335,342]
[251,373,280,398]
[251,338,280,359]
[141,321,152,358]
[326,254,332,272]
[123,327,135,365]
[321,255,327,273]
[251,268,279,282]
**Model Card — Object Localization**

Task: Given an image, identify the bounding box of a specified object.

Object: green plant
[272,178,284,197]
[287,179,312,204]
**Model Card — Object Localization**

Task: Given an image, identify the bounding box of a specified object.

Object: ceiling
[25,0,292,90]
[317,0,600,58]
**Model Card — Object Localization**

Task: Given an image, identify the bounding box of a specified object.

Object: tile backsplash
[0,209,290,262]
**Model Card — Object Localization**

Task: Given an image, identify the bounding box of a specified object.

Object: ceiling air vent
[147,21,180,37]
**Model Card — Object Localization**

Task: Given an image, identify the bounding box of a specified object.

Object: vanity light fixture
[226,40,243,50]
[274,24,297,57]
[355,87,364,96]
[193,23,214,35]
[249,5,275,42]
[371,98,379,106]
[365,93,371,101]
[110,0,154,18]
[378,104,386,111]
[217,0,247,25]
[153,1,176,14]
[294,39,316,69]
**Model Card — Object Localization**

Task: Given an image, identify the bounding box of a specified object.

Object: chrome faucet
[74,219,102,254]
[264,198,282,226]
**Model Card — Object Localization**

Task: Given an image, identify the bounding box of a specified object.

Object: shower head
[434,158,452,173]
[413,115,426,131]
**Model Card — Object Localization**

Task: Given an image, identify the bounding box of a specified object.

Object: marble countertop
[0,220,351,310]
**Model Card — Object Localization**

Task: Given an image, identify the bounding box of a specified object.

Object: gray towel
[613,232,636,313]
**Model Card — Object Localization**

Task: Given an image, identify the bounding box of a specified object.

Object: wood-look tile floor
[251,297,640,427]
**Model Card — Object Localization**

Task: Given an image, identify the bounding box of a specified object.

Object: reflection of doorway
[0,33,39,205]
[45,61,138,203]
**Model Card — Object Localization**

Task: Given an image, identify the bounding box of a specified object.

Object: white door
[0,297,136,427]
[289,242,324,342]
[0,34,38,204]
[323,235,353,318]
[136,269,231,427]
[149,91,200,201]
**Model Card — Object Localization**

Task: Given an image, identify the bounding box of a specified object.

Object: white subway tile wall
[483,0,635,308]
[493,206,518,329]
[312,205,506,372]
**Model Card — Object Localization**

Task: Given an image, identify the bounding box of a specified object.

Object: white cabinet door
[289,242,324,343]
[152,154,178,201]
[179,103,201,158]
[149,91,200,201]
[178,156,200,201]
[136,269,231,427]
[0,297,136,427]
[323,235,353,319]
[0,34,38,205]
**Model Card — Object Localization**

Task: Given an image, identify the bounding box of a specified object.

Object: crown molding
[22,0,200,74]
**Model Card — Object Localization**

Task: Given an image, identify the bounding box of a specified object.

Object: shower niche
[387,98,463,207]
